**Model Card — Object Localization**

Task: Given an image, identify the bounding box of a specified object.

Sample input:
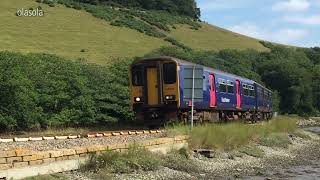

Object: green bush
[127,9,201,32]
[258,133,291,148]
[239,146,265,158]
[41,0,201,39]
[72,3,82,10]
[0,51,133,132]
[82,146,160,173]
[111,16,166,38]
[72,0,201,19]
[161,151,201,174]
[164,37,191,50]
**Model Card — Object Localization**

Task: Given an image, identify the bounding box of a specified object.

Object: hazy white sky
[197,0,320,47]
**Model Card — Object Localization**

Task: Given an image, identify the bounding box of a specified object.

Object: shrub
[0,51,133,132]
[72,3,82,10]
[239,146,265,158]
[161,151,201,174]
[164,37,191,50]
[258,133,291,148]
[45,0,201,38]
[82,146,160,173]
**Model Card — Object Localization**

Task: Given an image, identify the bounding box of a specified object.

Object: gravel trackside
[0,133,165,151]
[61,128,320,180]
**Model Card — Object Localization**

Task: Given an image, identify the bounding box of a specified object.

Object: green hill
[0,0,268,65]
[0,0,319,132]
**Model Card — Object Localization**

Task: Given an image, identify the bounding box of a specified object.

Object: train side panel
[214,73,237,111]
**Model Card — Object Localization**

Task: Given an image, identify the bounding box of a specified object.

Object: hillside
[0,0,319,132]
[0,0,268,65]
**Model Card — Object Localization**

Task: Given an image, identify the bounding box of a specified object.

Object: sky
[196,0,320,47]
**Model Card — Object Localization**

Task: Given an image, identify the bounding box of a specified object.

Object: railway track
[0,129,163,143]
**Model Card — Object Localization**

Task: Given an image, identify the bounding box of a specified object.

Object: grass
[0,0,270,66]
[312,117,320,123]
[170,24,269,52]
[161,149,201,174]
[167,116,299,151]
[82,146,161,174]
[239,145,265,158]
[292,130,311,139]
[0,0,169,64]
[258,133,291,148]
[82,146,201,178]
[165,123,190,136]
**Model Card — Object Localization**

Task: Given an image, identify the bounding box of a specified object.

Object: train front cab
[129,58,180,126]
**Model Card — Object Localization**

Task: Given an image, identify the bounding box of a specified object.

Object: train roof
[134,56,272,93]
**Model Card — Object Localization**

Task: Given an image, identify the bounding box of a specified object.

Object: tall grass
[82,146,160,174]
[167,116,298,151]
[82,146,200,178]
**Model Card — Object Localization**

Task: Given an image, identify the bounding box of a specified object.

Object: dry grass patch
[170,24,269,52]
[167,116,299,151]
[82,146,161,174]
[239,145,265,158]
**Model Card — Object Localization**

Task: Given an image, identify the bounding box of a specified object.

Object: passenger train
[129,57,273,126]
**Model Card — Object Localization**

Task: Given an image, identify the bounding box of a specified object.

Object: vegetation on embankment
[46,0,201,19]
[63,116,317,179]
[0,51,133,132]
[80,146,201,179]
[167,116,306,151]
[20,117,320,179]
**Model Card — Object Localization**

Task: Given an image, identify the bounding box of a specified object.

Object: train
[129,56,273,126]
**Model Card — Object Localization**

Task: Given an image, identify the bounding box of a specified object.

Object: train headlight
[165,95,175,100]
[135,97,141,102]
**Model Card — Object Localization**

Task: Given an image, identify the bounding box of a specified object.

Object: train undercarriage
[138,108,273,127]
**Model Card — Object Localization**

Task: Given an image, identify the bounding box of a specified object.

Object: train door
[236,80,241,109]
[209,74,216,107]
[147,67,158,105]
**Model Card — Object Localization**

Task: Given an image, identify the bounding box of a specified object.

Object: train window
[132,66,143,86]
[219,79,227,93]
[227,86,234,94]
[249,86,255,97]
[243,85,249,96]
[227,81,234,94]
[220,84,227,92]
[163,63,177,84]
